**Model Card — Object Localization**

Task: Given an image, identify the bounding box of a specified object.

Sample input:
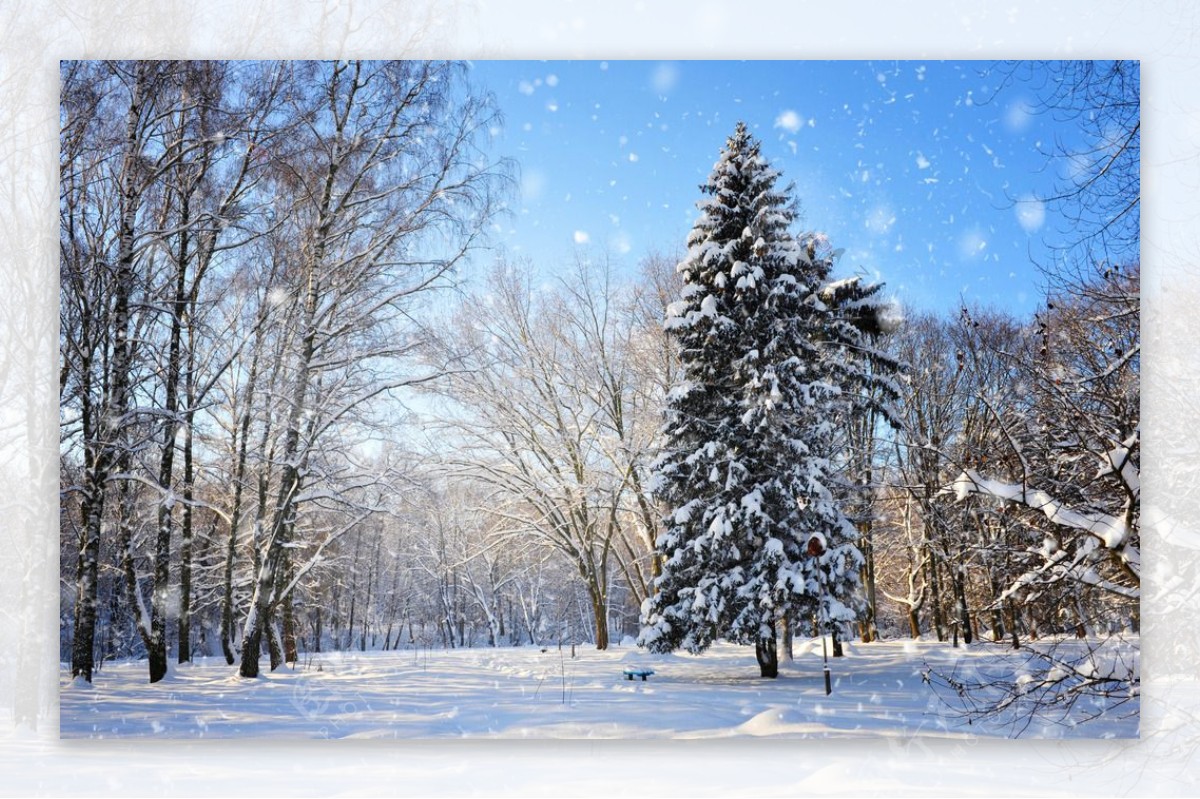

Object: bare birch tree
[237,60,506,677]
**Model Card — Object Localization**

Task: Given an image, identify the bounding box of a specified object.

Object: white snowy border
[2,1,1197,796]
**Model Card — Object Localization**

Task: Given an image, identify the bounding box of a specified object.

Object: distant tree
[874,486,929,639]
[639,122,898,678]
[431,258,655,651]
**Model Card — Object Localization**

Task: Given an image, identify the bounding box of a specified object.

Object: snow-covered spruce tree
[639,122,898,678]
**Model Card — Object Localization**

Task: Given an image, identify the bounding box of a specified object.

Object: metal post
[821,549,832,695]
[822,634,831,694]
[807,533,833,695]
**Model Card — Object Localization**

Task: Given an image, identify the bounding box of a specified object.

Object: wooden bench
[622,668,655,681]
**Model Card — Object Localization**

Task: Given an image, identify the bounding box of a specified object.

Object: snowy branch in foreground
[948,470,1139,583]
[926,635,1140,737]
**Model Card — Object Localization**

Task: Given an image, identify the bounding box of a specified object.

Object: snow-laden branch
[996,540,1140,602]
[1096,429,1140,496]
[948,470,1139,582]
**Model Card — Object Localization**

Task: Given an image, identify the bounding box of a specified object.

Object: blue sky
[466,60,1084,316]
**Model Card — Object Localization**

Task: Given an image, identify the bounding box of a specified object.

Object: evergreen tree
[639,122,898,677]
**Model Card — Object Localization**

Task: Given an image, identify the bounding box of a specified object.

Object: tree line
[60,59,506,681]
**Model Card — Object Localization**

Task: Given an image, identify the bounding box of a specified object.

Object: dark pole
[808,534,832,695]
[820,549,831,695]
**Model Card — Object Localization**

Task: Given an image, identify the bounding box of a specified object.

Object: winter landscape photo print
[58,59,1140,740]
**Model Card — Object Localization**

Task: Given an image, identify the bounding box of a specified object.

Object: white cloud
[628,152,639,163]
[774,110,803,134]
[573,230,590,244]
[916,152,931,170]
[517,81,535,96]
[546,74,559,88]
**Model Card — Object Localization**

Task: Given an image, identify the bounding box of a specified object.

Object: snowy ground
[59,637,1138,740]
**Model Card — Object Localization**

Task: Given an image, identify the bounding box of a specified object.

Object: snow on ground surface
[59,637,1138,740]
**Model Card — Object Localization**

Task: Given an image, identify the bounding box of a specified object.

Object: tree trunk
[267,613,284,671]
[176,501,193,664]
[176,387,197,664]
[454,573,465,647]
[925,548,947,642]
[148,516,171,684]
[64,106,102,684]
[952,565,972,645]
[1073,597,1088,638]
[347,578,358,650]
[237,300,313,675]
[755,633,778,678]
[593,604,609,651]
[69,338,102,682]
[153,74,200,677]
[70,487,103,682]
[163,170,191,668]
[1007,598,1021,649]
[111,61,155,680]
[588,584,609,651]
[281,575,298,664]
[236,323,284,675]
[219,518,239,664]
[990,587,1006,642]
[361,539,377,651]
[496,587,506,644]
[118,477,166,682]
[275,527,299,665]
[858,520,878,643]
[220,327,263,664]
[238,596,267,678]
